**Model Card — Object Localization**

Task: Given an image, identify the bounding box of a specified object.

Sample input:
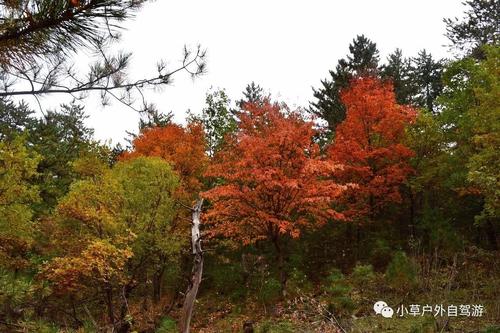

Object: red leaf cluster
[203,102,347,244]
[121,123,207,196]
[329,77,417,219]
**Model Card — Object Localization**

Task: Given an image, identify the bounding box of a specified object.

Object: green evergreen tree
[381,49,415,105]
[0,100,36,141]
[238,81,266,108]
[0,0,145,66]
[444,0,500,58]
[0,1,206,112]
[344,34,380,75]
[0,101,109,214]
[409,50,445,113]
[139,109,174,131]
[310,35,380,133]
[31,104,105,213]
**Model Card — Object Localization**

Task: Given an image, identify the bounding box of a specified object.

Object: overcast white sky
[27,0,466,145]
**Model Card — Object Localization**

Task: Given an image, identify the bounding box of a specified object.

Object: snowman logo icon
[373,301,394,318]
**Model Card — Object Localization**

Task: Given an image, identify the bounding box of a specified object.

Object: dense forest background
[0,1,498,332]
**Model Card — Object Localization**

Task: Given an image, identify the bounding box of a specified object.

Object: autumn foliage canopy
[1,1,499,330]
[121,123,207,196]
[203,102,347,245]
[329,77,417,219]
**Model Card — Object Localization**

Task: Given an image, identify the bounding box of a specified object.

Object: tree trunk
[409,189,415,239]
[153,265,165,303]
[105,286,114,325]
[180,199,204,333]
[355,224,361,262]
[486,220,498,250]
[272,236,287,296]
[116,284,133,333]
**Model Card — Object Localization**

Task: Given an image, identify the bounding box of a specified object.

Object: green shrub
[257,277,281,305]
[162,261,183,292]
[325,269,355,316]
[81,321,98,333]
[370,239,392,270]
[0,270,33,307]
[287,268,313,295]
[205,261,245,300]
[17,320,60,333]
[349,263,378,313]
[418,207,462,254]
[258,320,295,333]
[156,316,177,333]
[385,251,418,291]
[350,263,375,287]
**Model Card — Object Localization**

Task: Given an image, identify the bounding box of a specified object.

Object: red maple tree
[329,77,417,220]
[121,122,207,197]
[203,102,346,291]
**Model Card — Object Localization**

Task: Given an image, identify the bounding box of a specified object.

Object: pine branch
[0,1,207,114]
[0,45,206,113]
[0,0,146,65]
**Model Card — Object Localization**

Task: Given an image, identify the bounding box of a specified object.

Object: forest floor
[153,246,500,333]
[183,252,500,333]
[187,294,500,333]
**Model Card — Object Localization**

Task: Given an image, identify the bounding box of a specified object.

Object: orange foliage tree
[328,77,416,220]
[121,122,207,197]
[121,122,208,331]
[203,102,347,291]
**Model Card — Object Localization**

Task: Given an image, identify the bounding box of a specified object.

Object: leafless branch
[0,43,206,113]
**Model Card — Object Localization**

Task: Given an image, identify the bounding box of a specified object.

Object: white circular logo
[381,306,394,318]
[374,301,393,318]
[373,301,388,314]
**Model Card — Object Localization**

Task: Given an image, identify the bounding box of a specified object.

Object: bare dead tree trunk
[180,199,204,333]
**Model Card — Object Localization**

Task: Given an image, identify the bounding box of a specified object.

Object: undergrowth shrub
[385,251,418,292]
[325,268,355,316]
[155,316,177,333]
[257,277,281,306]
